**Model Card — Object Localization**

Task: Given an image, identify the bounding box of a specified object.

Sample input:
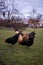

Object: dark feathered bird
[19,31,36,47]
[5,31,23,45]
[5,34,19,45]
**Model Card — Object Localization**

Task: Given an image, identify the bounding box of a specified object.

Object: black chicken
[19,31,36,47]
[5,32,23,45]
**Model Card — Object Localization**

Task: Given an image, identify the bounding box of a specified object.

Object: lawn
[0,28,43,65]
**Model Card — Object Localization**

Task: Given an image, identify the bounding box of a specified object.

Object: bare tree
[32,8,42,28]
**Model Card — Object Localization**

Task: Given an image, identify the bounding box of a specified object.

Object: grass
[0,28,43,65]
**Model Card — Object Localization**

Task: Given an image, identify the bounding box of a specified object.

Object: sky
[0,0,43,17]
[14,0,43,16]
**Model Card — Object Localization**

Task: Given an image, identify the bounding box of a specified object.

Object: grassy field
[0,28,43,65]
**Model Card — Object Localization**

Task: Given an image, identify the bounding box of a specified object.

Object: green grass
[0,28,43,65]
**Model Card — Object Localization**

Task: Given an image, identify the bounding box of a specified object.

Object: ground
[0,28,43,65]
